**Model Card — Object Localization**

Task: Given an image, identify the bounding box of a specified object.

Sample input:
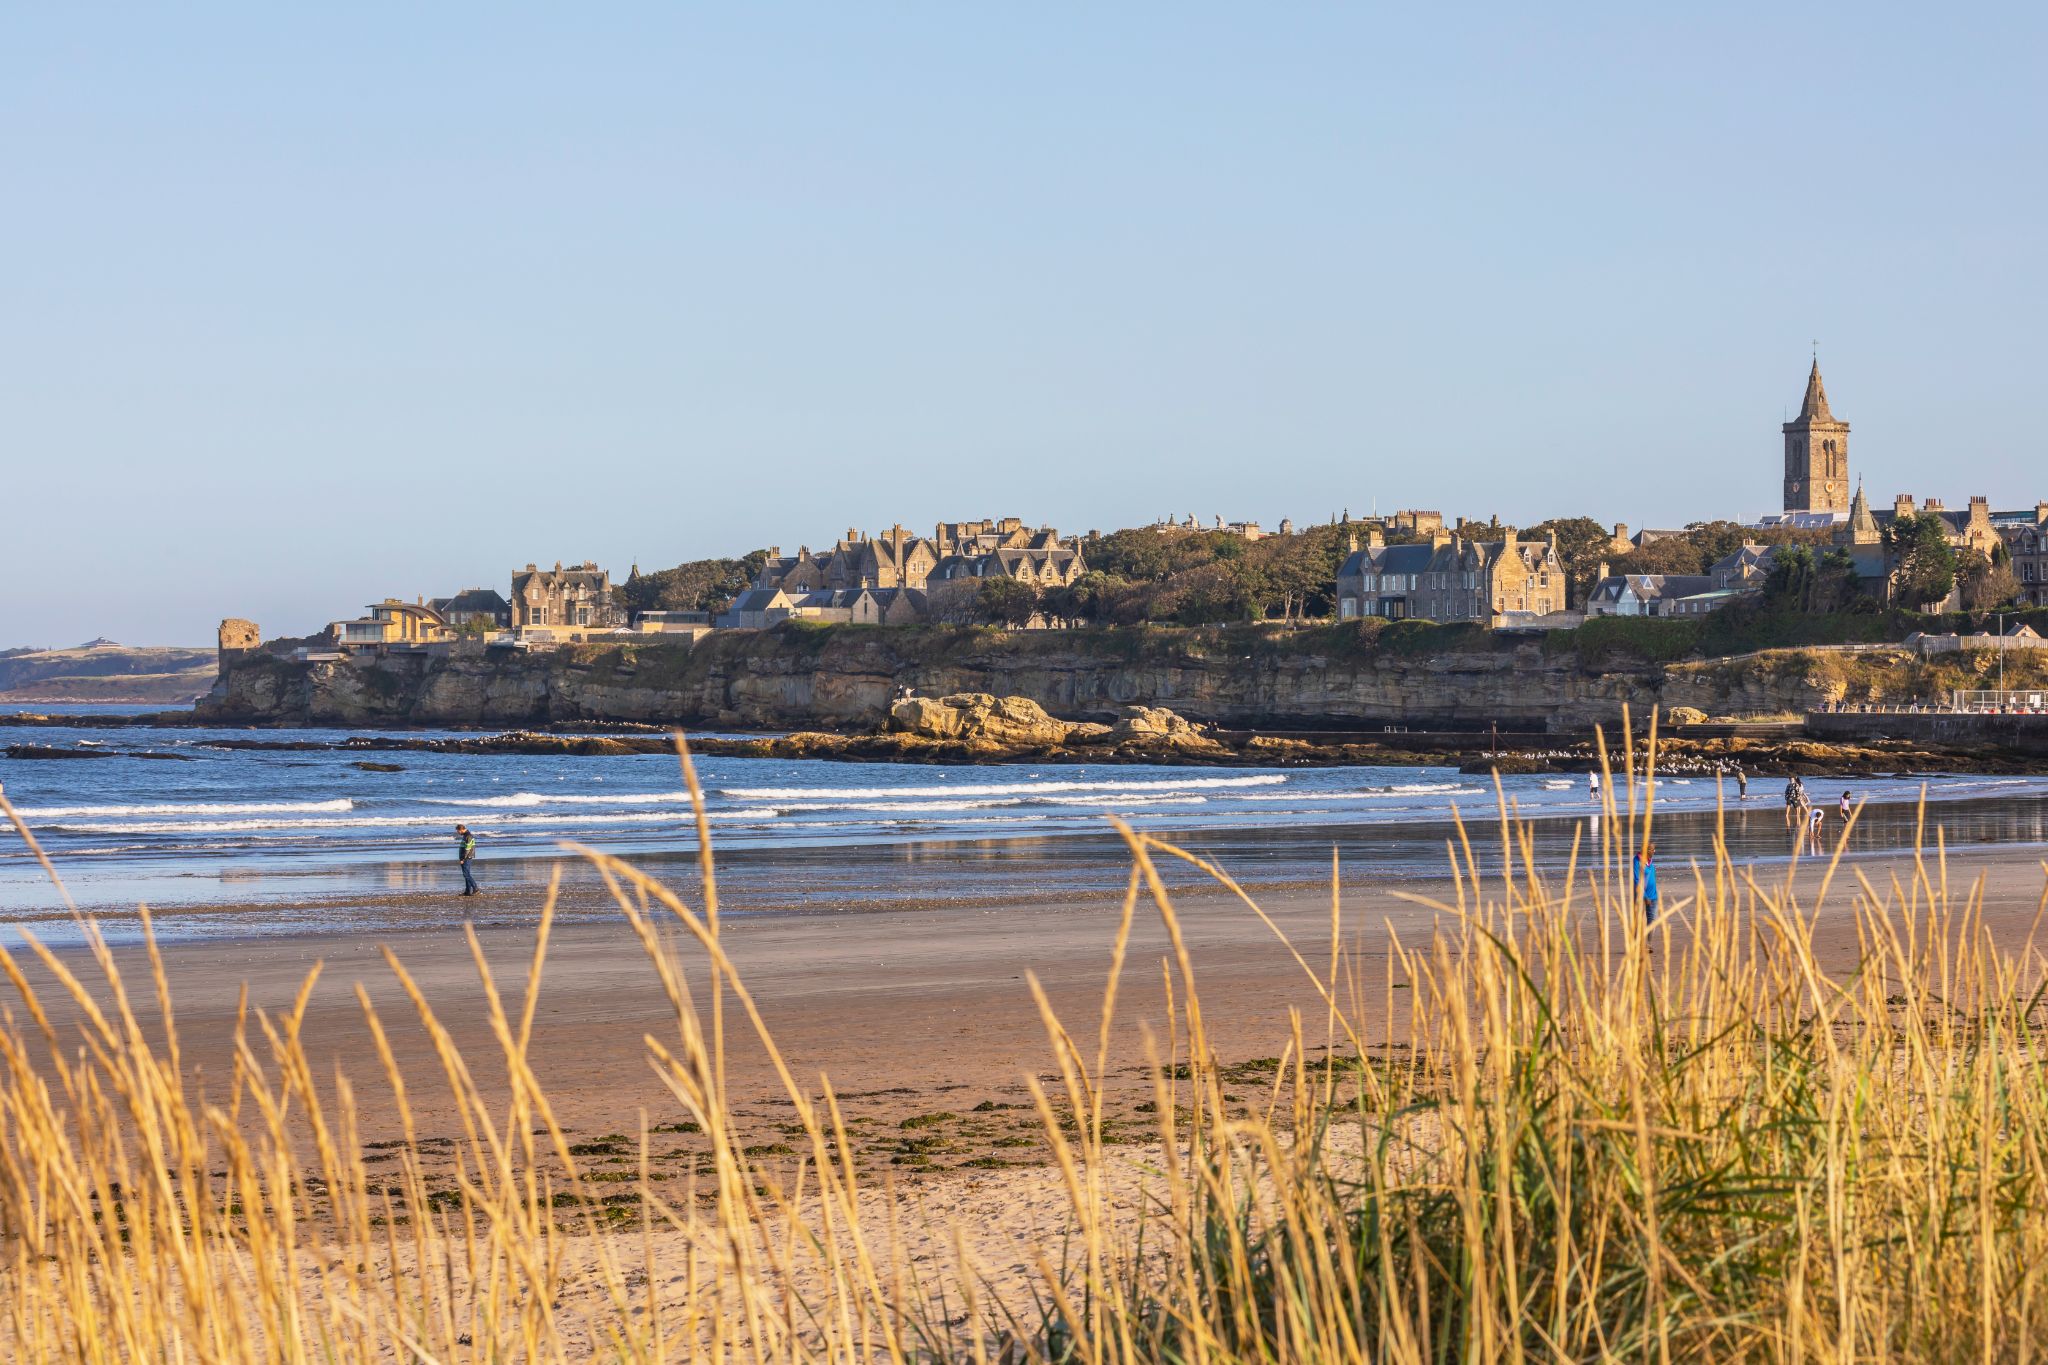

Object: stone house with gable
[2008,522,2048,607]
[1335,527,1567,625]
[751,520,1087,624]
[429,588,512,630]
[510,561,621,630]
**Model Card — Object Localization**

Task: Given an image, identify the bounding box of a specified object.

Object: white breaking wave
[50,808,780,836]
[720,775,1288,801]
[16,798,356,819]
[415,790,695,808]
[1237,792,1376,802]
[770,794,1211,815]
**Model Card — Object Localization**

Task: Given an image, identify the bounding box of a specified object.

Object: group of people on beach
[1782,776,1855,855]
[1590,762,1860,930]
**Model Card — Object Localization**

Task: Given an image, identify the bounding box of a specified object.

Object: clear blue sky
[4,4,2044,645]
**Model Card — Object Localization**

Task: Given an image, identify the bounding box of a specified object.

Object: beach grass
[3,712,2048,1359]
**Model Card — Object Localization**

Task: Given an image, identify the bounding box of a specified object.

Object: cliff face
[198,625,1851,732]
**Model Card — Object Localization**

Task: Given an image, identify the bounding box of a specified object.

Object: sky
[3,4,2045,646]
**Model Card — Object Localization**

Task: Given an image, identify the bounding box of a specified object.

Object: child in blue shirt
[1633,843,1658,925]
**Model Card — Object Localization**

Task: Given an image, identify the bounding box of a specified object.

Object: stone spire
[1795,358,1834,424]
[1843,481,1881,546]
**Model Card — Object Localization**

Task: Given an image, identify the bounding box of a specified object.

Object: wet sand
[13,830,2048,1153]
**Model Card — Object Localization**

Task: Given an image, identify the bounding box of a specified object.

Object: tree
[1885,512,1958,609]
[1958,549,2020,613]
[1764,545,1870,613]
[1683,520,1761,565]
[618,552,770,616]
[975,576,1041,627]
[1169,562,1261,625]
[1613,537,1709,577]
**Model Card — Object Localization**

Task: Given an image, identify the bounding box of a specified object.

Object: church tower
[1782,359,1850,514]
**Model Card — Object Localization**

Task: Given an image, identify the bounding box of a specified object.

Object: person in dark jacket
[456,824,479,895]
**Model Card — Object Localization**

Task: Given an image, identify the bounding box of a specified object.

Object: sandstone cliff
[197,622,1861,732]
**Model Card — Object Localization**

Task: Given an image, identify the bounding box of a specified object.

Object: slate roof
[1588,574,1715,604]
[434,588,510,616]
[727,588,790,612]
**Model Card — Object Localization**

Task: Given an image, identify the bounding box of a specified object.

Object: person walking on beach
[456,823,479,896]
[1736,764,1748,800]
[1839,789,1852,822]
[1633,843,1659,927]
[1784,777,1800,828]
[1588,770,1601,804]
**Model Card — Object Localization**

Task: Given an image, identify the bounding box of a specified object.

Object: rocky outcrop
[197,624,1905,735]
[200,625,1679,731]
[888,694,1096,746]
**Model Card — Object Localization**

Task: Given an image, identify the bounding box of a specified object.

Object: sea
[5,703,2047,944]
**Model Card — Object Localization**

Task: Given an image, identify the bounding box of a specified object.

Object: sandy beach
[16,828,2048,1161]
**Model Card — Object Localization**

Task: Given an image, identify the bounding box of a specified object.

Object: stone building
[715,585,928,629]
[1709,543,1778,591]
[510,562,620,630]
[1833,489,2012,565]
[429,588,511,630]
[217,619,261,669]
[2011,522,2048,607]
[1335,527,1567,625]
[1784,359,1850,515]
[752,520,1087,611]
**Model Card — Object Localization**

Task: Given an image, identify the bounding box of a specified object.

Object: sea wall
[196,624,1859,732]
[1804,711,2048,758]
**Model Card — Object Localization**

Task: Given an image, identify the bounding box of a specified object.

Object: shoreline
[15,783,2048,928]
[10,709,2048,778]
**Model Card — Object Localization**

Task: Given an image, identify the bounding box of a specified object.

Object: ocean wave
[720,774,1288,801]
[16,798,356,819]
[48,808,780,836]
[768,794,1212,815]
[414,790,695,808]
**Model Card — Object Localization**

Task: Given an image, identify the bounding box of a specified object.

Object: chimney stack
[1367,528,1384,551]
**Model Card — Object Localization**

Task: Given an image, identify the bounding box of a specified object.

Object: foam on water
[15,798,357,819]
[49,808,781,836]
[719,774,1288,800]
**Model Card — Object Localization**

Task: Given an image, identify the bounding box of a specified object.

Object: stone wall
[1804,711,2048,758]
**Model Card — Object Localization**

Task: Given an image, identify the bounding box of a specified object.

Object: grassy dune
[3,720,2047,1360]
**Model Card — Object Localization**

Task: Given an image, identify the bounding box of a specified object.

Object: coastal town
[258,360,2048,662]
